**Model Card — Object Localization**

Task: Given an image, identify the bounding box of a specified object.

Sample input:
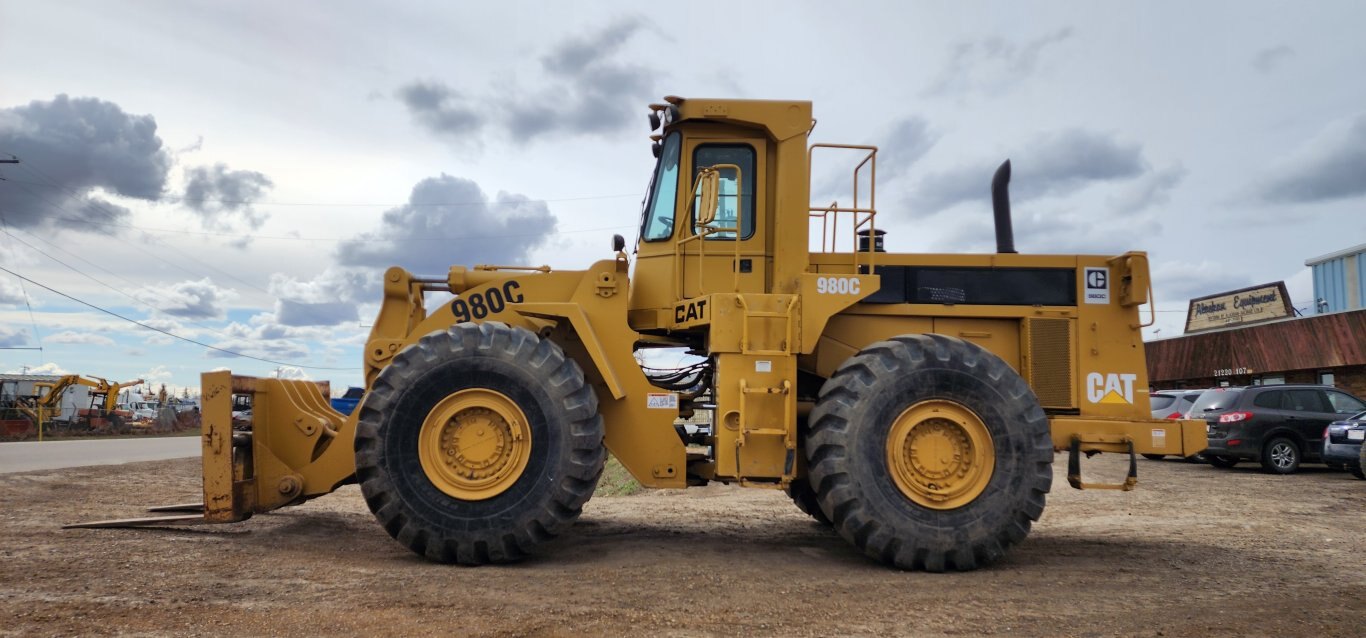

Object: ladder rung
[744,428,786,436]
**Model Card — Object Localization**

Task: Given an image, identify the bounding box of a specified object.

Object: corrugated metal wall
[1310,248,1363,313]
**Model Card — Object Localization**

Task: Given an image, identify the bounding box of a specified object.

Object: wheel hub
[887,400,995,510]
[419,389,531,501]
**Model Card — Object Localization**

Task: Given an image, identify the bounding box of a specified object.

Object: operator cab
[628,97,814,331]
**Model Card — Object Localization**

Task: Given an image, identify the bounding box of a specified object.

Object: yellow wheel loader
[70,97,1206,571]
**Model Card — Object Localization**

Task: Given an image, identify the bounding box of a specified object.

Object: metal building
[1308,243,1366,314]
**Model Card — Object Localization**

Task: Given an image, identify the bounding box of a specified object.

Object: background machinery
[74,97,1206,571]
[9,375,143,437]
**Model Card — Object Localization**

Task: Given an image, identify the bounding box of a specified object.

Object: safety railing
[808,144,879,271]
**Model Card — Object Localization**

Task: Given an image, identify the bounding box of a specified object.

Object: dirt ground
[2,453,1362,637]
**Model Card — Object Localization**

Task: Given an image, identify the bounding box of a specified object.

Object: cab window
[692,144,755,240]
[642,132,682,242]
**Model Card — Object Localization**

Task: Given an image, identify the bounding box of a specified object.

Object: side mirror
[692,168,720,226]
[611,234,626,252]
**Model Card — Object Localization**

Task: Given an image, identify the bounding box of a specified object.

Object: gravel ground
[1,453,1363,637]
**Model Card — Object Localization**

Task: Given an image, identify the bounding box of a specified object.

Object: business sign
[1184,281,1294,334]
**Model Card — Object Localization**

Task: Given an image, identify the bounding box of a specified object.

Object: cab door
[677,136,767,298]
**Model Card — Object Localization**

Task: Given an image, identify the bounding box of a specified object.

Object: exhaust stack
[991,159,1016,254]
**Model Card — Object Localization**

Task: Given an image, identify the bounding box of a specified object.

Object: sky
[1,1,1363,397]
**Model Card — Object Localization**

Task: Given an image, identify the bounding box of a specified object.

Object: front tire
[355,322,606,564]
[785,476,830,525]
[806,334,1053,572]
[1260,437,1300,474]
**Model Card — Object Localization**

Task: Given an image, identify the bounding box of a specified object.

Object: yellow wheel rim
[418,389,531,501]
[886,399,994,510]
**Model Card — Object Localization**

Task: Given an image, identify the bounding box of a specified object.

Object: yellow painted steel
[1050,415,1208,456]
[174,96,1200,529]
[886,400,995,510]
[418,389,531,501]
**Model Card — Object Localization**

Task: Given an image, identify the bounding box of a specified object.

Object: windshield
[641,132,682,241]
[1191,388,1242,413]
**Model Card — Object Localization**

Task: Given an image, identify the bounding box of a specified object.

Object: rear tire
[355,322,606,564]
[1207,455,1239,468]
[1353,444,1365,480]
[1260,437,1300,474]
[806,334,1052,572]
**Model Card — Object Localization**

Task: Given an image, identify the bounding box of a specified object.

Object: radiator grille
[1025,318,1075,409]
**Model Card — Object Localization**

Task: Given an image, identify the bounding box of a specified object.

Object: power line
[0,265,358,370]
[4,175,642,207]
[28,212,636,242]
[0,225,248,344]
[9,175,272,294]
[0,156,45,361]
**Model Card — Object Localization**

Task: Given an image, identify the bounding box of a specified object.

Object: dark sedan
[1323,410,1366,479]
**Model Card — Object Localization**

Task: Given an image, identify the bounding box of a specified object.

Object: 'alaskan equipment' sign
[1184,281,1294,334]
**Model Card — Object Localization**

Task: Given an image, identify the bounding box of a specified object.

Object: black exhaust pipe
[991,159,1016,254]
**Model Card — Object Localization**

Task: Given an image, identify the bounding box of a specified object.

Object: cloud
[1252,45,1294,74]
[813,116,938,205]
[138,364,173,381]
[265,265,374,327]
[7,361,68,375]
[878,117,940,182]
[0,277,26,305]
[396,82,484,141]
[923,28,1074,97]
[397,18,653,144]
[1149,260,1252,303]
[0,325,30,348]
[1257,113,1366,204]
[275,299,359,327]
[270,366,311,380]
[336,174,557,274]
[44,330,116,346]
[0,94,170,230]
[142,278,236,320]
[1107,164,1187,214]
[181,163,273,231]
[910,129,1146,214]
[139,316,196,338]
[204,335,310,361]
[504,17,652,141]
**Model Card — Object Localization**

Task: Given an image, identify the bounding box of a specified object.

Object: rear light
[1324,426,1330,439]
[1166,412,1182,419]
[1228,439,1242,446]
[1219,411,1253,423]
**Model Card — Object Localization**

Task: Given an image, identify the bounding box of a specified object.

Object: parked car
[1150,389,1205,420]
[1323,410,1366,479]
[1144,389,1208,460]
[1196,385,1366,474]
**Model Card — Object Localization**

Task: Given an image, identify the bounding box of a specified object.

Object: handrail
[673,163,744,300]
[807,144,878,272]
